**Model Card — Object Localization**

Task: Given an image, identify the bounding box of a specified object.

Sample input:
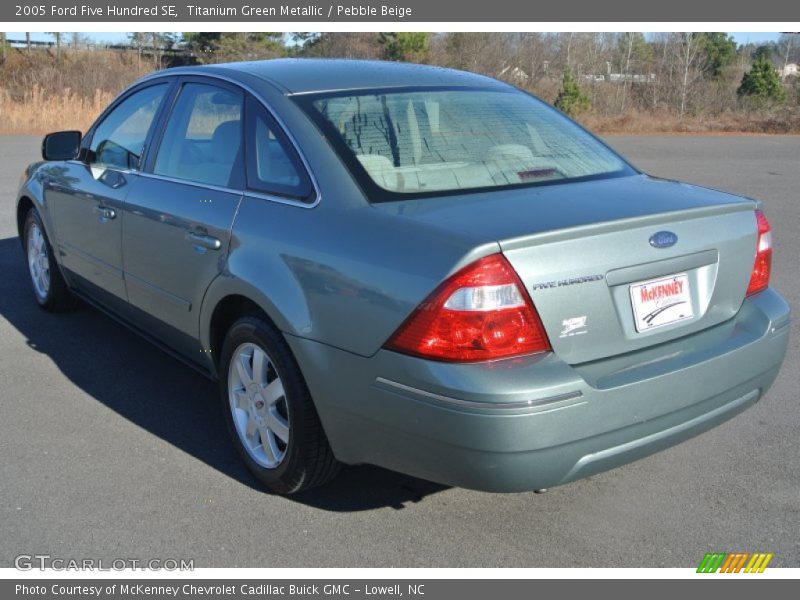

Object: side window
[153,82,244,188]
[246,98,313,201]
[88,83,168,171]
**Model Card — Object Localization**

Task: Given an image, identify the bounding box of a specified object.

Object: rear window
[298,87,633,201]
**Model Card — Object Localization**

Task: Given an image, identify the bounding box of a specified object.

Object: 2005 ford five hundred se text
[16,60,790,494]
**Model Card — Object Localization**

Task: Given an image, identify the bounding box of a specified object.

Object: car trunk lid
[374,174,758,364]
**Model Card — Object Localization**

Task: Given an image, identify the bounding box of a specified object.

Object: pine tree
[738,57,787,104]
[554,71,590,116]
[379,33,429,62]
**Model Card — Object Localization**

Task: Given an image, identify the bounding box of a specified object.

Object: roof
[181,59,511,95]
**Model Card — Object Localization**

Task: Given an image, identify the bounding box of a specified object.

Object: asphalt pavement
[0,134,797,567]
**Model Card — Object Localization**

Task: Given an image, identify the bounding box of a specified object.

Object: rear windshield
[297,87,634,201]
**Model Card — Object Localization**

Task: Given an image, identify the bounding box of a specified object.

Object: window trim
[79,79,175,173]
[293,85,638,203]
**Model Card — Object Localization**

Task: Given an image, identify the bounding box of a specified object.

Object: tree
[441,33,497,72]
[128,32,148,68]
[183,32,283,63]
[68,32,89,49]
[737,56,786,104]
[379,32,429,62]
[673,33,704,116]
[776,33,799,80]
[298,33,381,59]
[213,33,284,62]
[554,71,590,116]
[182,32,221,52]
[289,32,320,53]
[698,32,736,78]
[0,32,7,65]
[49,32,62,63]
[752,44,773,62]
[614,32,652,112]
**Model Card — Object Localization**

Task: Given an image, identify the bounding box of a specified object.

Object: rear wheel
[219,315,340,494]
[23,208,78,312]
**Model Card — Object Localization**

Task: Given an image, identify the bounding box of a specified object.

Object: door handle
[93,206,116,220]
[186,231,222,251]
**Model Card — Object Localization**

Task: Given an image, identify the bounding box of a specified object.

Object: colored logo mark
[697,552,774,573]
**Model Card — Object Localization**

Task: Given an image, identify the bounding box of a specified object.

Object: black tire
[23,208,79,312]
[219,315,341,494]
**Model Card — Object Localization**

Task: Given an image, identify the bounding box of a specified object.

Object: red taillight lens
[746,210,772,296]
[386,254,551,362]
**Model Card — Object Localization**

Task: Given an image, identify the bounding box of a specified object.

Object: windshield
[298,87,633,200]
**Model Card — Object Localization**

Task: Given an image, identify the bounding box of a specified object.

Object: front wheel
[219,315,340,494]
[23,208,78,312]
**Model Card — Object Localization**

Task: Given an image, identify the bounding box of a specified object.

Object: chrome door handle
[93,206,116,220]
[186,232,222,250]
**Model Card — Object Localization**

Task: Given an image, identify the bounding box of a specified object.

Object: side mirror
[42,131,82,161]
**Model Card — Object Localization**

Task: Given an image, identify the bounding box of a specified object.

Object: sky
[18,31,785,46]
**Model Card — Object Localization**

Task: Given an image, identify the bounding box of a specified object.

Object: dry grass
[0,48,153,135]
[580,108,800,135]
[0,85,115,134]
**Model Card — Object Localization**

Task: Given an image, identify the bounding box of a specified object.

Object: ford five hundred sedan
[17,60,790,494]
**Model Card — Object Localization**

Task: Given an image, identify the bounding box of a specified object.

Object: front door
[49,82,170,301]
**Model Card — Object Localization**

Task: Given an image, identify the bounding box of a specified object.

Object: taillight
[746,210,772,296]
[386,254,551,362]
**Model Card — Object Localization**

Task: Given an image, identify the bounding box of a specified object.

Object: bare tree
[151,32,161,69]
[50,32,62,63]
[302,33,381,60]
[25,32,31,56]
[69,33,88,50]
[673,33,704,117]
[128,32,147,69]
[776,33,799,80]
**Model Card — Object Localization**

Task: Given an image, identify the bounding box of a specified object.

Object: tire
[219,315,341,494]
[23,208,78,312]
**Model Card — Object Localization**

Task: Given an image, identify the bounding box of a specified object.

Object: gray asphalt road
[1,135,798,568]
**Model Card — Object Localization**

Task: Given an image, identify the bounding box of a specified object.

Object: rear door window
[153,82,245,188]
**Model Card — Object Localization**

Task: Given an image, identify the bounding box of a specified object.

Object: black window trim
[293,84,639,203]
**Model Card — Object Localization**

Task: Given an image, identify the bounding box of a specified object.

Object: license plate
[629,273,693,332]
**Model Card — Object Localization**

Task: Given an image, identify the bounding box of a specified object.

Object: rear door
[121,77,245,358]
[49,81,170,301]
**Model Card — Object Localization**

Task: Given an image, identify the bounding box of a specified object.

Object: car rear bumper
[287,288,790,492]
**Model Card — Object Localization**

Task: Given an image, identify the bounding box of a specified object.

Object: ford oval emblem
[649,231,678,249]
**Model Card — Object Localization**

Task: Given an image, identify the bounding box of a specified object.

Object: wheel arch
[17,196,35,243]
[17,172,56,253]
[200,276,313,378]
